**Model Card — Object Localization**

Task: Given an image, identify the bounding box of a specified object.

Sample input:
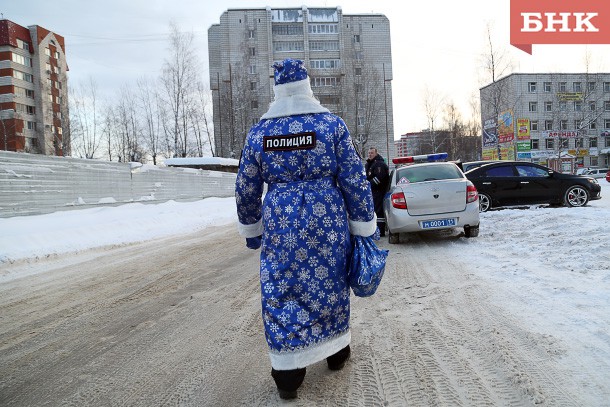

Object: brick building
[208,6,394,160]
[0,19,69,155]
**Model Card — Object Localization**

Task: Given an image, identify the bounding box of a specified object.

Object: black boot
[327,345,351,371]
[378,222,386,237]
[271,367,306,400]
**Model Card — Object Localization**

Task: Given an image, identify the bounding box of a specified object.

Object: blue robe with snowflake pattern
[236,112,376,370]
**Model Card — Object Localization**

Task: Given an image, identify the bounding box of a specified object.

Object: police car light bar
[392,152,448,165]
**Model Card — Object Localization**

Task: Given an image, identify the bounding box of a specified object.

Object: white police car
[383,153,480,244]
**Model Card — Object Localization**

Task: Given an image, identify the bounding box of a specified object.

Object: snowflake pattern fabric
[236,112,375,368]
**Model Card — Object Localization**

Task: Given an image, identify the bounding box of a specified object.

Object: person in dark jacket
[365,147,390,236]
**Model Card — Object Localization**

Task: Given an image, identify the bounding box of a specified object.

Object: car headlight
[587,178,599,185]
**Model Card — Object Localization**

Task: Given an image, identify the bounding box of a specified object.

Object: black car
[465,161,602,212]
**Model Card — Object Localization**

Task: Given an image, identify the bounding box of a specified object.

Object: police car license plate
[421,218,457,229]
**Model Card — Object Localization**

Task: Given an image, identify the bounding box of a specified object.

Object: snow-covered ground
[1,178,608,403]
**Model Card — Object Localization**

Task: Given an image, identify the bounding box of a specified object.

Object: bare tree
[137,78,164,164]
[69,77,101,159]
[421,86,447,153]
[160,22,199,158]
[189,80,215,157]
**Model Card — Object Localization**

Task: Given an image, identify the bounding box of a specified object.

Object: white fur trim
[237,219,263,238]
[261,79,329,119]
[269,331,351,370]
[348,213,377,236]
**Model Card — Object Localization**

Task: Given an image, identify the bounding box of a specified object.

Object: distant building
[208,6,394,161]
[480,73,610,169]
[0,19,69,155]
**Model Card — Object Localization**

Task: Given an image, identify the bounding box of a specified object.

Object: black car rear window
[484,165,514,177]
[396,164,463,184]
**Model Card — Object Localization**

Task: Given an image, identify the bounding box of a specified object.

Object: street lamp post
[383,63,391,161]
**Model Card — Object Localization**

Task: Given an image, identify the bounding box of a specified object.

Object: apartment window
[48,94,53,102]
[355,67,362,76]
[54,51,60,59]
[604,82,610,92]
[45,48,51,56]
[311,77,339,87]
[58,127,63,135]
[587,82,596,92]
[357,117,365,126]
[528,82,537,92]
[591,157,599,166]
[249,30,255,38]
[308,24,338,34]
[559,101,567,111]
[604,101,610,111]
[575,138,584,148]
[249,65,256,74]
[318,95,340,105]
[559,82,567,91]
[606,137,610,148]
[16,38,30,51]
[251,100,258,109]
[589,121,596,130]
[354,51,363,60]
[544,101,552,112]
[15,87,34,98]
[354,34,361,43]
[531,139,539,149]
[528,101,537,112]
[249,47,256,56]
[544,120,553,130]
[530,120,538,131]
[560,138,569,148]
[47,78,53,87]
[574,101,582,111]
[574,120,583,129]
[560,120,568,130]
[573,82,582,92]
[605,119,610,129]
[27,121,36,130]
[310,59,340,69]
[46,62,51,72]
[273,41,304,52]
[309,41,339,51]
[250,81,257,91]
[272,25,303,35]
[543,82,552,92]
[545,139,554,149]
[13,70,34,83]
[54,81,60,89]
[11,53,33,67]
[589,137,598,147]
[588,101,596,111]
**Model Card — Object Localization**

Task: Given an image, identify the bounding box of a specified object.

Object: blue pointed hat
[273,58,308,85]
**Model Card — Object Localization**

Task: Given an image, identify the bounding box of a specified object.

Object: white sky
[4,1,610,137]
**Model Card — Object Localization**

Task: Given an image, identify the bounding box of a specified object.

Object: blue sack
[348,235,389,297]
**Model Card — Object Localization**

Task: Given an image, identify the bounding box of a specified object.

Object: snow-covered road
[1,181,608,405]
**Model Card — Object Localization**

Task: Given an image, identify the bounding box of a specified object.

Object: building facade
[480,73,610,170]
[0,19,69,155]
[208,6,394,161]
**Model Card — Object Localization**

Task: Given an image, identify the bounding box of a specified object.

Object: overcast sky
[4,0,610,139]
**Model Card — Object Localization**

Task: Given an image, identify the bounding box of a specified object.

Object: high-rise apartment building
[0,19,69,155]
[480,73,610,169]
[208,6,394,161]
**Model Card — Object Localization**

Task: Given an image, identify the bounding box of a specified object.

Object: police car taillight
[392,152,448,165]
[391,192,407,209]
[466,182,478,203]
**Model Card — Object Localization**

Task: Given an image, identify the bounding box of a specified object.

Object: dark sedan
[465,161,602,212]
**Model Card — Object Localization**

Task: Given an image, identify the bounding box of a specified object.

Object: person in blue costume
[235,58,377,400]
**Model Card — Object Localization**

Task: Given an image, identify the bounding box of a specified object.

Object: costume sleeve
[334,118,377,236]
[235,132,265,238]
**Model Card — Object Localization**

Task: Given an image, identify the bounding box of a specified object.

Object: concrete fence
[0,151,237,218]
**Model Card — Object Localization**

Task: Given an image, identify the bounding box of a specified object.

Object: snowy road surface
[2,213,608,406]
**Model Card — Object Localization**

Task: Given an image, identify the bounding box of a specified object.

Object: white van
[582,168,609,178]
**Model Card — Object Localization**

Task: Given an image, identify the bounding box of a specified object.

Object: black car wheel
[464,225,479,238]
[564,185,589,207]
[479,193,492,212]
